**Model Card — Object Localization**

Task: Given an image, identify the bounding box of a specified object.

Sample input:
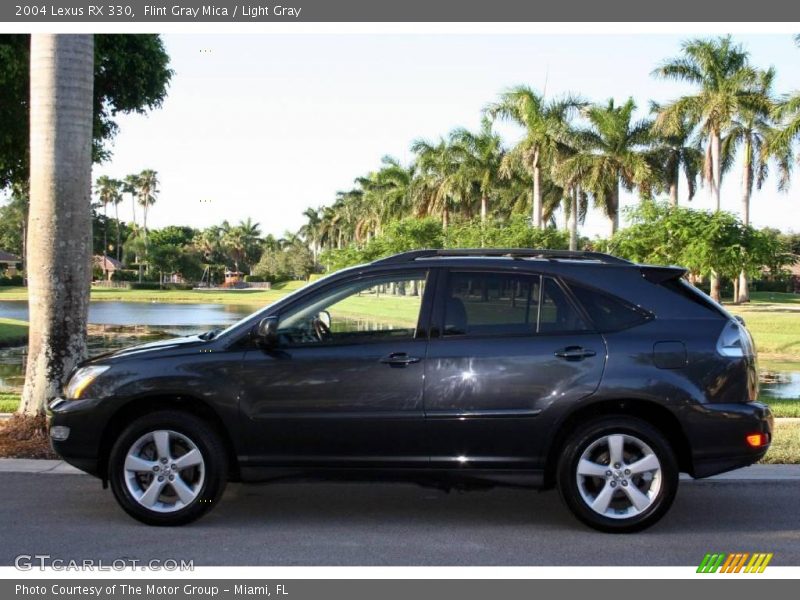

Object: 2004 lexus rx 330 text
[49,249,772,532]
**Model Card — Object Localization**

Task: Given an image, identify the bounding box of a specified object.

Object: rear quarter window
[568,282,652,332]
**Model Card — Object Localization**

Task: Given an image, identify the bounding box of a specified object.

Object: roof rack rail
[372,248,632,266]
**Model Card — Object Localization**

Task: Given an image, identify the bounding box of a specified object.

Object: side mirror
[317,310,331,329]
[254,316,279,347]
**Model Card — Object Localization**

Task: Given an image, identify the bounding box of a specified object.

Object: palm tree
[722,68,782,302]
[20,35,94,416]
[486,86,582,228]
[109,179,124,261]
[552,140,593,251]
[94,175,123,277]
[569,98,652,236]
[449,119,504,222]
[357,157,415,229]
[299,207,323,261]
[647,109,702,206]
[221,219,262,271]
[653,37,761,211]
[653,36,761,301]
[410,137,462,228]
[122,173,140,228]
[136,169,159,245]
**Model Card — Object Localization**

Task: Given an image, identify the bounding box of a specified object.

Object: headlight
[64,365,110,399]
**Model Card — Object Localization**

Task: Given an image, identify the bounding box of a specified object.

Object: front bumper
[47,397,105,477]
[687,401,774,478]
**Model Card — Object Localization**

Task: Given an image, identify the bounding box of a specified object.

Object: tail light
[716,320,755,358]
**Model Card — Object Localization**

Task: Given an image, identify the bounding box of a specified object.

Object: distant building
[789,257,800,294]
[224,268,245,287]
[93,255,124,280]
[0,250,21,277]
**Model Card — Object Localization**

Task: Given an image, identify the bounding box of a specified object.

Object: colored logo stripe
[697,553,773,573]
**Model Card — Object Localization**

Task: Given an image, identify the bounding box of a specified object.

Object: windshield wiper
[198,328,221,341]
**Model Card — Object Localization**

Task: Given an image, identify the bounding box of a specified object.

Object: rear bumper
[47,397,104,477]
[688,401,773,478]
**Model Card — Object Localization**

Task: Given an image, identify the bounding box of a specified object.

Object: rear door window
[442,272,589,336]
[568,281,651,332]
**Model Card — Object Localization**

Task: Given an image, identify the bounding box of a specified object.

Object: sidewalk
[1,458,799,479]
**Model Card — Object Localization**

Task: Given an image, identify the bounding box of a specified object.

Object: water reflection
[0,300,252,327]
[761,371,800,399]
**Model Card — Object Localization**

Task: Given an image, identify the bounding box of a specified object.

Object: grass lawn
[762,419,800,464]
[731,311,800,362]
[748,291,800,305]
[0,317,28,345]
[760,396,800,418]
[0,392,20,413]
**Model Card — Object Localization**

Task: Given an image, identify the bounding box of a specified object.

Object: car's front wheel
[109,410,227,525]
[557,416,678,533]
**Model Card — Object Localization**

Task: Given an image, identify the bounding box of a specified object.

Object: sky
[88,33,800,238]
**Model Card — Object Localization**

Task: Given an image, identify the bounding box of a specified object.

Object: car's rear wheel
[557,416,678,533]
[109,410,227,525]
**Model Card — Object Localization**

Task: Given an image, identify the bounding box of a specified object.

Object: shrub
[244,275,265,283]
[163,282,194,291]
[0,275,24,286]
[129,282,162,290]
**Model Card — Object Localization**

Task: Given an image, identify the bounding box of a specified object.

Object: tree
[410,137,463,228]
[486,86,581,228]
[722,68,783,302]
[136,168,159,246]
[94,175,122,276]
[20,35,94,417]
[0,189,28,267]
[647,110,702,206]
[0,34,172,191]
[448,119,504,222]
[570,98,652,236]
[552,143,592,251]
[122,173,140,228]
[220,218,262,272]
[653,36,761,301]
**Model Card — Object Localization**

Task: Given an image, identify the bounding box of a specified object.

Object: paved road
[1,472,798,566]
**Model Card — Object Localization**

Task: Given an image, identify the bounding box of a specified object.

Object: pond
[760,371,800,399]
[0,300,254,328]
[0,300,258,390]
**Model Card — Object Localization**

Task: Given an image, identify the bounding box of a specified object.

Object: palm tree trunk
[480,194,488,222]
[709,128,723,303]
[114,202,121,262]
[442,206,449,229]
[710,130,722,212]
[608,181,620,237]
[569,186,579,251]
[737,145,753,303]
[20,34,94,417]
[669,162,679,207]
[532,151,543,229]
[102,203,108,280]
[130,192,136,227]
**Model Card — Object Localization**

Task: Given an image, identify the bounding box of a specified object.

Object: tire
[109,410,228,526]
[556,416,678,533]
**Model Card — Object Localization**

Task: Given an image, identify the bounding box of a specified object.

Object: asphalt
[0,464,798,566]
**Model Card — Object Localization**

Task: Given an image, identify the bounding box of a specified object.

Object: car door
[238,269,433,468]
[423,269,606,469]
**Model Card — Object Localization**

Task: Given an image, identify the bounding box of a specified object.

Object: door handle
[554,346,597,361]
[379,352,421,367]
